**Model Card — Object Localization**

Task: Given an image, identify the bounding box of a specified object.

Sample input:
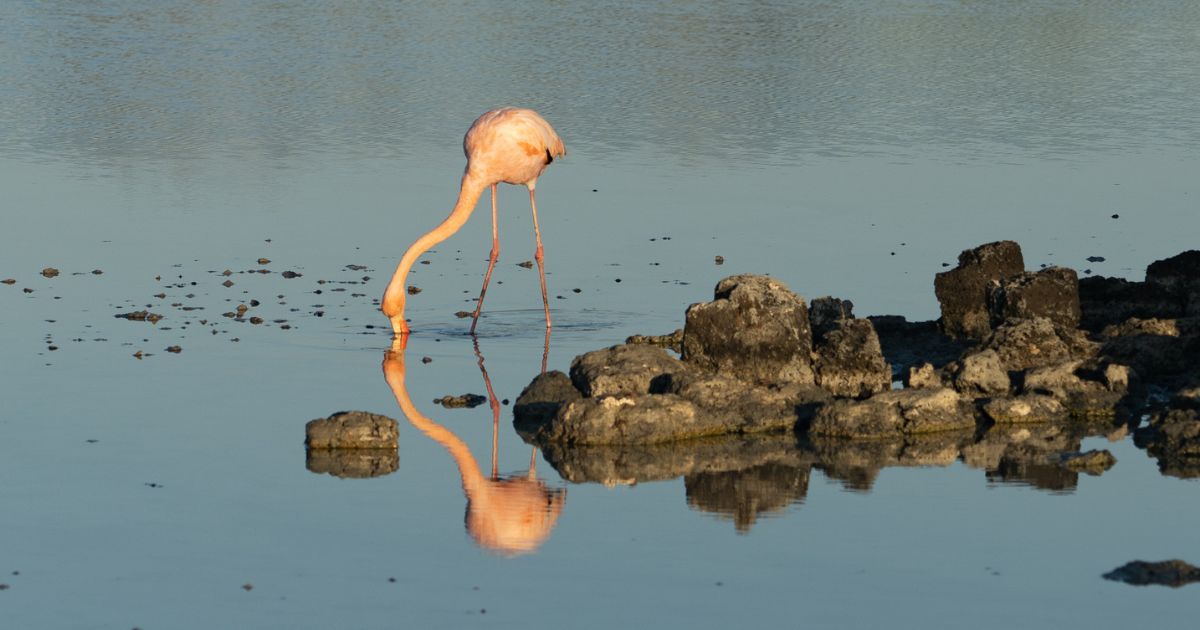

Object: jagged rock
[655,369,829,425]
[1134,405,1200,478]
[1020,360,1129,418]
[570,343,691,397]
[1103,560,1200,587]
[812,318,891,398]
[682,274,815,386]
[952,349,1010,396]
[625,328,684,352]
[305,411,399,449]
[982,394,1067,424]
[809,387,973,438]
[1058,449,1116,474]
[1100,317,1199,378]
[989,266,1081,329]
[809,296,855,336]
[1079,276,1180,331]
[1146,250,1200,294]
[977,317,1097,371]
[904,362,943,389]
[935,241,1025,339]
[513,371,582,430]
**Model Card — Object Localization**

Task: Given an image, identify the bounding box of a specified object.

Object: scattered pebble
[714,255,724,265]
[165,346,182,353]
[257,258,271,265]
[23,288,33,293]
[222,280,234,287]
[421,356,433,364]
[1,278,15,285]
[1111,213,1120,219]
[242,583,254,592]
[517,261,534,269]
[454,311,472,318]
[249,317,264,325]
[1087,256,1106,263]
[407,286,422,295]
[91,269,103,275]
[281,271,302,279]
[41,267,59,278]
[115,310,163,324]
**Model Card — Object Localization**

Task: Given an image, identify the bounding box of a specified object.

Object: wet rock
[981,394,1066,424]
[951,349,1010,396]
[1,278,15,285]
[306,448,399,478]
[1103,560,1200,588]
[976,317,1097,371]
[1058,449,1116,474]
[1134,405,1200,478]
[989,266,1081,330]
[682,274,815,386]
[809,387,973,438]
[625,329,684,353]
[281,270,302,278]
[812,318,891,398]
[513,371,582,430]
[657,369,829,429]
[165,345,182,354]
[115,310,164,324]
[305,411,399,449]
[570,343,692,397]
[1021,359,1129,418]
[904,362,943,389]
[934,241,1025,339]
[1079,276,1180,331]
[41,267,59,278]
[433,393,487,408]
[534,394,711,445]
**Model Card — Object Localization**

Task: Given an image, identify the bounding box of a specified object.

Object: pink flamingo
[382,108,566,336]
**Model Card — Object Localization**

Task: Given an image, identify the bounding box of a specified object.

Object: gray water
[2,1,1199,628]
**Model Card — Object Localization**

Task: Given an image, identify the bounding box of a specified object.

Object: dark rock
[812,318,891,398]
[433,393,487,408]
[1100,317,1199,378]
[1058,449,1116,474]
[934,241,1025,339]
[981,394,1066,424]
[115,310,164,324]
[570,343,691,398]
[281,270,302,278]
[682,275,815,386]
[1103,560,1200,587]
[989,266,1081,329]
[809,387,973,438]
[951,349,1010,396]
[1,278,15,285]
[305,411,399,449]
[1079,276,1181,331]
[41,267,59,278]
[1146,250,1200,298]
[809,296,855,337]
[976,317,1097,372]
[1134,405,1200,479]
[306,448,399,478]
[871,316,971,377]
[513,371,582,431]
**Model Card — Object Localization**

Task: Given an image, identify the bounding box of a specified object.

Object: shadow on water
[380,334,566,556]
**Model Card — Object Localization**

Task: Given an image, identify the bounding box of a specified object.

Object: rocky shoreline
[514,241,1200,480]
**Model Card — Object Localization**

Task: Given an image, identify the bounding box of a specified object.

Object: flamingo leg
[529,188,552,329]
[469,185,500,334]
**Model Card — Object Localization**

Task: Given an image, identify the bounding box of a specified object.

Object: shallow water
[2,1,1199,627]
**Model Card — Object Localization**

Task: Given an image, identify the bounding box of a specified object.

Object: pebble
[257,258,270,265]
[281,271,302,278]
[165,346,182,353]
[421,356,433,364]
[407,286,422,294]
[433,394,487,408]
[517,261,534,269]
[1,279,15,285]
[454,311,472,318]
[41,267,59,278]
[222,280,234,287]
[714,255,724,265]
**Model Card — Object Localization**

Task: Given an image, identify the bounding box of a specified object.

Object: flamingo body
[382,108,565,336]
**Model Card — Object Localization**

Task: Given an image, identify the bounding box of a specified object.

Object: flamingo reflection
[382,336,564,556]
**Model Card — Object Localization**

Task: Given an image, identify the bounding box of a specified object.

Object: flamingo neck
[382,171,488,323]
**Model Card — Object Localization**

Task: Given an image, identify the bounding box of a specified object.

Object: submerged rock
[1103,560,1200,587]
[305,411,399,449]
[682,274,815,386]
[935,240,1025,339]
[433,393,487,408]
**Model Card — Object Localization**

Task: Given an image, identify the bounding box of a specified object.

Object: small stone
[306,411,399,449]
[249,317,264,325]
[1,279,15,285]
[91,269,103,275]
[165,346,182,353]
[421,356,433,364]
[41,267,59,278]
[257,258,270,265]
[407,285,422,295]
[222,280,234,287]
[242,583,253,592]
[433,394,488,408]
[282,271,302,278]
[714,255,725,265]
[517,261,534,269]
[454,311,472,318]
[1103,560,1200,587]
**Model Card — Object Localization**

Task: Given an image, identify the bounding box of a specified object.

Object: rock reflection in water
[306,448,399,479]
[382,338,565,556]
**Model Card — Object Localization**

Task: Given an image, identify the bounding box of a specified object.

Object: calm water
[2,1,1199,627]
